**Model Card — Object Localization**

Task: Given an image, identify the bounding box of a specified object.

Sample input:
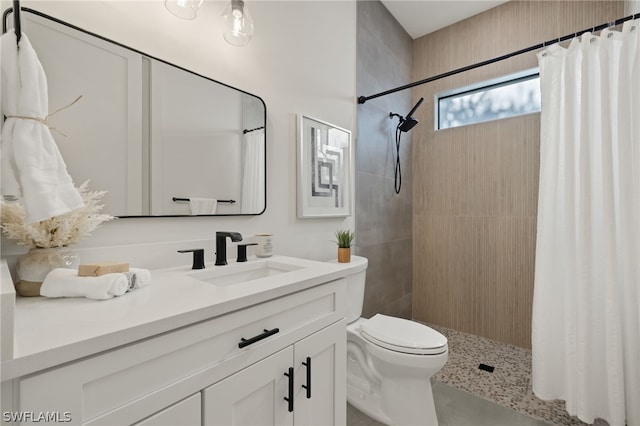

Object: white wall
[1,0,357,267]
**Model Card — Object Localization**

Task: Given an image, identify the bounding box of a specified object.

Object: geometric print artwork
[298,114,351,218]
[310,126,342,208]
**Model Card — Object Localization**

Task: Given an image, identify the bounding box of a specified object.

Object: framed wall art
[297,115,352,218]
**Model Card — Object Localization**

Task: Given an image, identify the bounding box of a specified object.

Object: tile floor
[347,324,610,426]
[348,381,551,426]
[430,325,607,426]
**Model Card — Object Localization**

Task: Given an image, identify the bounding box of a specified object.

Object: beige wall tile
[412,0,624,348]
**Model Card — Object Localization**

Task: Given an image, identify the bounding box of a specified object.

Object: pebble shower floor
[429,324,609,426]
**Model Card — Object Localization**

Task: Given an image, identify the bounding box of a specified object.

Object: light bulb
[164,0,203,20]
[222,0,254,47]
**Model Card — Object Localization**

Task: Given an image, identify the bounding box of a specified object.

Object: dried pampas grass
[1,181,114,249]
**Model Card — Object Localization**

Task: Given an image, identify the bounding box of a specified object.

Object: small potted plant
[335,229,355,263]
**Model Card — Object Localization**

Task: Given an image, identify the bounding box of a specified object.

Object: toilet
[341,256,448,426]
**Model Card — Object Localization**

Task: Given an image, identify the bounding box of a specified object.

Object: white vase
[15,247,79,297]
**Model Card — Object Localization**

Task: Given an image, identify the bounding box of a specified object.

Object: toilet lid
[360,314,448,355]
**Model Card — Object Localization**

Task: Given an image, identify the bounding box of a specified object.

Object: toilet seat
[360,314,447,355]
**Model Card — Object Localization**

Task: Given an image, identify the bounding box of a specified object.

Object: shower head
[398,116,418,132]
[389,97,424,133]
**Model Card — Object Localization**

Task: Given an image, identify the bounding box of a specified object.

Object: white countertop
[2,256,360,381]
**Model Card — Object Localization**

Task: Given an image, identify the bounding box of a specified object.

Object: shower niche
[5,9,266,217]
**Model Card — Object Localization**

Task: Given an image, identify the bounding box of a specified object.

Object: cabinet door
[294,320,346,426]
[134,393,201,426]
[203,346,294,426]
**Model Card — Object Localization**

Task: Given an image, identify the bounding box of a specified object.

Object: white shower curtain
[240,128,265,214]
[532,20,640,426]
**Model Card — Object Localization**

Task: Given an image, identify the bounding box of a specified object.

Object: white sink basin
[187,259,304,287]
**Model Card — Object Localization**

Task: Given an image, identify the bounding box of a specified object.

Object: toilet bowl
[338,256,448,426]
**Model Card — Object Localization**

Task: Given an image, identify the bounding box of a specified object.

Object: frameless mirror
[3,8,266,217]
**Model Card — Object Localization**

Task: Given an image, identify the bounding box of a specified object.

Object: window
[436,69,541,130]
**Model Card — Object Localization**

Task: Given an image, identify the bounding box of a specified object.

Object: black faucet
[215,232,243,266]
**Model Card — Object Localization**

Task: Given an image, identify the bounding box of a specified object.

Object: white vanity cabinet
[204,346,294,426]
[203,320,345,426]
[293,321,346,426]
[6,278,347,426]
[133,394,201,426]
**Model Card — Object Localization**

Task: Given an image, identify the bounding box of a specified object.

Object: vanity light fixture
[164,0,203,20]
[222,0,254,46]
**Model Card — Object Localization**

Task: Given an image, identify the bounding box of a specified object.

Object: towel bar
[172,197,236,204]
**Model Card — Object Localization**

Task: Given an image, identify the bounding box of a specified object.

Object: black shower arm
[389,97,424,122]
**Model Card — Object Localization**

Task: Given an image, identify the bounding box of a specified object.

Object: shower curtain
[240,128,265,214]
[532,20,639,426]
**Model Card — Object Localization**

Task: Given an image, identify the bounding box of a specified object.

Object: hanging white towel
[189,198,217,215]
[40,268,128,300]
[0,30,83,223]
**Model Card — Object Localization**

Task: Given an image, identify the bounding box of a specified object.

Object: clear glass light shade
[164,0,203,20]
[222,0,254,47]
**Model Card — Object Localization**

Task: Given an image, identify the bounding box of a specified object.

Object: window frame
[434,68,540,130]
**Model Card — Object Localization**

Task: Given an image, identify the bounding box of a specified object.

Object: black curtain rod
[358,12,640,104]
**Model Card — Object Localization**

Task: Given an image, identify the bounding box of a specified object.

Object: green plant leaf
[335,229,355,248]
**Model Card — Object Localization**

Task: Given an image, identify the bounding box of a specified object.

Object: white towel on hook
[40,268,128,300]
[189,198,217,215]
[0,30,83,223]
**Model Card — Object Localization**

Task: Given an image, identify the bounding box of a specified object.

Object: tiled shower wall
[411,0,624,348]
[355,1,413,319]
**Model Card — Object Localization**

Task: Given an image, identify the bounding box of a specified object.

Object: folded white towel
[123,267,151,291]
[0,30,84,223]
[189,198,217,215]
[40,268,128,300]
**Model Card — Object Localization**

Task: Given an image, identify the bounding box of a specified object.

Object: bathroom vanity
[0,256,352,425]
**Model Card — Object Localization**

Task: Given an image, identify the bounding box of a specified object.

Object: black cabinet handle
[238,328,280,349]
[302,357,311,399]
[284,367,294,412]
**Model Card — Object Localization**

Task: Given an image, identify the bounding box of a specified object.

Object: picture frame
[297,115,352,218]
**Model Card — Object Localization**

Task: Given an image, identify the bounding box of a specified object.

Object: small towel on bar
[40,268,128,300]
[189,198,217,215]
[122,268,151,291]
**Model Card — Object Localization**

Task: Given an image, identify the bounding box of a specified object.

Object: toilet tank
[330,255,368,323]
